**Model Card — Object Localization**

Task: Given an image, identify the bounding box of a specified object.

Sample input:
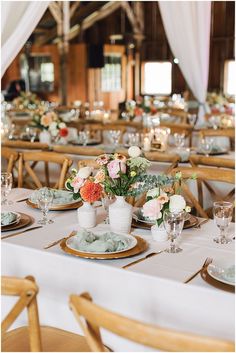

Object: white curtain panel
[159,1,211,124]
[1,1,50,77]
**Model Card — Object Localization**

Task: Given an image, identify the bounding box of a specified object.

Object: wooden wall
[1,1,234,106]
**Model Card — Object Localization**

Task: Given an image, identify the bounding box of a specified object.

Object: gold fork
[184,257,213,284]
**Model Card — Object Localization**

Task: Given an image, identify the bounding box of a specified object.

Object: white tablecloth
[1,189,235,351]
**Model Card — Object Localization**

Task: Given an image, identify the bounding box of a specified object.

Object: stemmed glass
[78,131,89,146]
[163,210,185,253]
[174,133,185,149]
[1,172,13,205]
[213,201,233,244]
[109,130,121,148]
[28,127,37,142]
[187,114,197,126]
[200,138,213,157]
[101,194,114,224]
[37,188,54,225]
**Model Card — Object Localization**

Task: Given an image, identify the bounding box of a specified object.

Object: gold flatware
[1,226,43,240]
[123,251,163,269]
[194,218,209,229]
[184,257,213,284]
[16,198,28,203]
[44,230,76,249]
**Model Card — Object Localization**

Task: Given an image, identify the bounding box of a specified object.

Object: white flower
[49,122,57,130]
[50,128,59,137]
[59,122,66,129]
[169,195,186,212]
[128,146,141,158]
[185,205,191,213]
[77,167,92,179]
[147,188,160,198]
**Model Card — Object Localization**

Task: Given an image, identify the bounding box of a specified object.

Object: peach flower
[94,169,105,183]
[142,199,162,221]
[41,113,53,127]
[80,180,102,203]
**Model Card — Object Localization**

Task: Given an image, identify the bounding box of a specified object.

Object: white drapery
[1,1,50,77]
[159,1,211,125]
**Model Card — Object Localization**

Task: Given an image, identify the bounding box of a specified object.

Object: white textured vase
[39,130,51,144]
[77,202,97,229]
[151,224,168,242]
[109,196,133,234]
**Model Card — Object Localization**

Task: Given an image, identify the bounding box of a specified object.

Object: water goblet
[163,210,185,253]
[37,188,54,225]
[213,201,233,244]
[109,130,121,148]
[1,172,13,205]
[28,127,37,142]
[200,138,213,157]
[79,131,89,146]
[101,194,114,224]
[174,133,185,149]
[187,114,197,126]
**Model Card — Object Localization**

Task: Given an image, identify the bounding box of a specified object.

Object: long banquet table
[2,188,235,351]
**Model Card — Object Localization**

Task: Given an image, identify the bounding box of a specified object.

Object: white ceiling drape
[1,1,50,77]
[159,1,211,124]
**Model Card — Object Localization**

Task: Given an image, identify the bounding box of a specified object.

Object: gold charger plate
[1,212,34,232]
[26,199,82,211]
[132,215,198,230]
[60,235,148,260]
[201,267,235,293]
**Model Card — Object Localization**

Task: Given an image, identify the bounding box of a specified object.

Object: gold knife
[123,251,163,269]
[1,226,43,240]
[44,231,76,249]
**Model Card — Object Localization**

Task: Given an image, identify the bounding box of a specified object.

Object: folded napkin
[30,189,75,205]
[71,229,132,253]
[1,212,17,226]
[222,265,235,283]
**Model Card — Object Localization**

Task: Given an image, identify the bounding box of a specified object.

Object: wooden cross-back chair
[1,276,92,352]
[18,151,73,189]
[1,147,19,173]
[189,155,235,170]
[199,128,235,150]
[171,167,235,218]
[2,140,49,150]
[78,159,99,170]
[144,151,180,173]
[69,292,234,352]
[53,145,105,156]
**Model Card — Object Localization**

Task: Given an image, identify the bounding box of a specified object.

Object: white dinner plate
[207,259,235,286]
[1,212,21,227]
[133,209,191,225]
[29,189,79,208]
[66,232,137,255]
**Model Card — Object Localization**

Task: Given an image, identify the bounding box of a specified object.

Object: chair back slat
[69,293,235,352]
[190,155,235,169]
[1,276,42,352]
[53,145,104,156]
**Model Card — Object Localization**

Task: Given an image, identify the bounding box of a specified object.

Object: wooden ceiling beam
[70,1,80,19]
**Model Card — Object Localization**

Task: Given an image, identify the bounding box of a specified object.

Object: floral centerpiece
[142,172,192,240]
[13,92,41,110]
[31,110,69,143]
[66,166,103,228]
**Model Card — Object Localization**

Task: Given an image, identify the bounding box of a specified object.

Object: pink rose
[107,159,126,179]
[142,199,162,221]
[71,175,85,193]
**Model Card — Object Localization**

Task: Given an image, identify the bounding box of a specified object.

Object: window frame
[141,61,172,96]
[223,59,235,96]
[101,53,122,93]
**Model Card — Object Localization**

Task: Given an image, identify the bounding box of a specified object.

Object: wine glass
[200,138,213,157]
[187,114,197,126]
[101,194,114,224]
[213,201,233,244]
[163,210,185,253]
[1,172,13,205]
[28,127,37,142]
[37,188,54,225]
[78,131,89,146]
[174,133,185,149]
[109,130,121,147]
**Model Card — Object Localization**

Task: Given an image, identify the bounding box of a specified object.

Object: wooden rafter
[70,1,80,18]
[49,2,62,25]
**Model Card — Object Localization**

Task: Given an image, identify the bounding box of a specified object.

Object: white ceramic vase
[39,130,51,144]
[151,224,168,242]
[77,202,97,229]
[109,196,133,234]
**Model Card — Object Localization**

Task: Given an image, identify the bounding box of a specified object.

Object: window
[142,62,172,95]
[27,54,54,92]
[224,60,236,95]
[101,54,122,92]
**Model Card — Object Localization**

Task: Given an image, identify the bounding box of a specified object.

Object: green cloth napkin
[30,189,75,205]
[1,212,17,226]
[71,229,132,253]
